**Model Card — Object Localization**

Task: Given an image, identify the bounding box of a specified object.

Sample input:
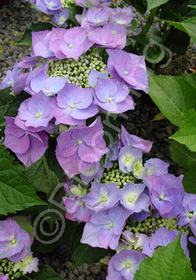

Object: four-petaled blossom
[83,180,120,212]
[177,193,196,236]
[107,249,145,280]
[3,117,48,167]
[119,145,143,173]
[52,8,69,27]
[0,219,31,262]
[145,174,185,218]
[120,183,150,213]
[54,83,98,125]
[107,49,148,93]
[80,161,103,184]
[36,0,62,14]
[81,206,130,250]
[94,78,134,113]
[32,31,55,59]
[15,92,54,129]
[120,125,153,152]
[56,117,108,178]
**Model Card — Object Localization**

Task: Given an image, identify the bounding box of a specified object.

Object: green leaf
[188,5,196,9]
[0,145,46,215]
[134,232,195,280]
[71,224,108,268]
[148,72,196,127]
[24,156,59,195]
[170,112,196,152]
[183,169,196,194]
[31,264,64,280]
[169,141,196,170]
[164,17,196,44]
[15,22,53,46]
[146,0,169,12]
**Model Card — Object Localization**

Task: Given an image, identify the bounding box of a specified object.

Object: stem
[134,7,158,51]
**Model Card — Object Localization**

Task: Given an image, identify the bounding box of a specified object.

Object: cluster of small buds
[0,259,23,280]
[127,216,189,236]
[60,0,75,8]
[48,50,107,88]
[100,163,135,188]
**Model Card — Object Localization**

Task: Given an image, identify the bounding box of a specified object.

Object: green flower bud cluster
[100,163,135,188]
[60,0,75,8]
[0,259,23,280]
[127,216,189,236]
[48,50,107,88]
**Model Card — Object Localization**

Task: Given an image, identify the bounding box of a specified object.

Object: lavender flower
[29,70,67,96]
[63,195,91,222]
[15,92,54,129]
[0,62,28,94]
[107,249,145,280]
[52,8,69,26]
[56,117,108,178]
[120,125,153,153]
[177,193,196,236]
[32,30,55,59]
[3,117,48,167]
[107,49,148,93]
[120,183,150,213]
[88,69,109,88]
[146,174,185,219]
[86,7,110,26]
[0,219,31,262]
[142,227,189,258]
[80,161,103,183]
[83,180,120,212]
[0,275,9,280]
[81,206,130,250]
[36,0,62,14]
[94,78,134,113]
[119,145,143,173]
[105,143,119,168]
[49,27,93,60]
[54,83,98,125]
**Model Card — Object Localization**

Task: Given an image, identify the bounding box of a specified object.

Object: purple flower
[75,0,111,7]
[88,69,109,88]
[142,227,189,258]
[0,62,28,94]
[107,250,146,280]
[120,125,153,152]
[94,78,134,113]
[56,117,108,178]
[120,183,150,213]
[3,117,48,167]
[0,219,31,262]
[83,180,120,212]
[52,8,69,26]
[81,206,130,250]
[28,70,67,96]
[32,30,55,59]
[36,0,62,14]
[119,145,143,173]
[86,7,110,26]
[63,195,91,222]
[105,143,119,168]
[54,83,98,125]
[107,49,148,93]
[177,193,196,236]
[15,92,54,129]
[80,161,103,183]
[144,158,169,178]
[49,27,93,60]
[111,12,133,26]
[87,23,126,49]
[17,56,38,69]
[0,275,10,280]
[145,174,185,218]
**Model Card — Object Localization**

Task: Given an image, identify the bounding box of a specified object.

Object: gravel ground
[0,0,189,279]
